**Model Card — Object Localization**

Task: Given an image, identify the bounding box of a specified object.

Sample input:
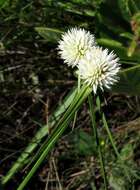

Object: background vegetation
[0,0,140,189]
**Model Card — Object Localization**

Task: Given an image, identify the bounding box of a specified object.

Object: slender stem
[78,72,81,92]
[96,97,119,157]
[102,113,120,158]
[88,94,108,190]
[72,73,81,129]
[98,144,107,190]
[102,112,130,180]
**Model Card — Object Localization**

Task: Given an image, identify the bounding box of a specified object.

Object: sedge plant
[2,27,124,190]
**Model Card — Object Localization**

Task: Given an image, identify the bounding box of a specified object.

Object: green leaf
[120,144,133,161]
[35,27,63,42]
[73,130,97,156]
[109,173,126,190]
[127,38,137,57]
[120,32,133,40]
[129,0,139,14]
[109,143,137,190]
[97,38,123,48]
[97,38,140,61]
[97,38,127,59]
[112,65,140,95]
[118,0,132,22]
[0,0,8,7]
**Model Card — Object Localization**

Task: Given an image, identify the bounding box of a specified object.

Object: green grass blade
[102,112,130,181]
[17,85,92,190]
[112,64,140,95]
[35,27,63,43]
[102,113,120,158]
[2,86,77,185]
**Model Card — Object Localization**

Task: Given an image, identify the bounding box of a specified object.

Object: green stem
[78,72,81,92]
[102,113,120,158]
[96,97,120,157]
[102,113,130,180]
[72,74,80,129]
[17,85,92,190]
[88,94,108,190]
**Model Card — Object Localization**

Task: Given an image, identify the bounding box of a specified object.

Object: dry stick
[52,158,63,190]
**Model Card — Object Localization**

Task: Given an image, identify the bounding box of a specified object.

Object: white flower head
[58,27,96,67]
[78,47,120,94]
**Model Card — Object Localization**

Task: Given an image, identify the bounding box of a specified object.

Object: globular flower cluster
[58,27,120,94]
[58,28,95,67]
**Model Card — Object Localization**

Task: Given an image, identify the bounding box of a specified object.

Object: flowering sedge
[58,28,120,94]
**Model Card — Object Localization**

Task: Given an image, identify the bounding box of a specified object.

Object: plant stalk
[17,85,92,190]
[88,94,108,190]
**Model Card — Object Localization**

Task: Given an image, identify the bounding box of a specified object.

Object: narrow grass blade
[102,112,131,180]
[2,86,77,185]
[17,85,92,190]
